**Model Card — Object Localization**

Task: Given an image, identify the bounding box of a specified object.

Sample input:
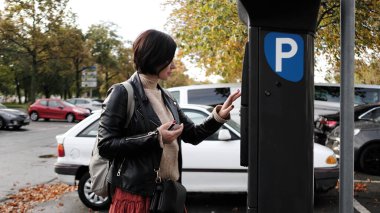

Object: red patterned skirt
[109,188,151,213]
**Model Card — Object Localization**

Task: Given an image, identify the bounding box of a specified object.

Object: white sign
[81,70,97,88]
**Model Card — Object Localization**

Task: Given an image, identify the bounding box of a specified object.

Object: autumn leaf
[0,183,77,212]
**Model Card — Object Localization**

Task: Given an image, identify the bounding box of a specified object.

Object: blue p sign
[264,32,304,82]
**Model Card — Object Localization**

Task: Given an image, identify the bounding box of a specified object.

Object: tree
[0,0,75,102]
[86,23,133,97]
[316,0,380,65]
[165,0,247,82]
[56,26,92,98]
[165,0,380,83]
[354,55,380,84]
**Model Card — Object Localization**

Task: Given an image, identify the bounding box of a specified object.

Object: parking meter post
[238,1,321,212]
[240,42,249,167]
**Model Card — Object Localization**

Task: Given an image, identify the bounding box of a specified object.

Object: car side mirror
[218,129,232,141]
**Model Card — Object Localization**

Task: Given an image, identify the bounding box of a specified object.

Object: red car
[28,99,90,123]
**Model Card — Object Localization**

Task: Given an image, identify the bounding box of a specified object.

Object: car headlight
[354,128,361,135]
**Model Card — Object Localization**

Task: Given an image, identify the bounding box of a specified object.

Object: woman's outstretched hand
[157,120,184,144]
[218,89,241,119]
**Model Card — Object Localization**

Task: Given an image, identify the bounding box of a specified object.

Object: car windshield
[62,101,76,107]
[206,108,241,133]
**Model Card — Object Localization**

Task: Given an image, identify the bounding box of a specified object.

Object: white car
[54,105,339,210]
[66,98,102,112]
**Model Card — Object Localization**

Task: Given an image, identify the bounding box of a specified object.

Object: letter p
[276,38,298,72]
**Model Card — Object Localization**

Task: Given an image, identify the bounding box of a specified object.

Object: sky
[68,0,172,42]
[68,0,215,81]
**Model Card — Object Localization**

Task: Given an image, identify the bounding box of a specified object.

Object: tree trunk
[29,54,38,102]
[15,78,22,104]
[75,59,81,97]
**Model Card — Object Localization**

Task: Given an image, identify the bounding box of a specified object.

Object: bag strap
[120,81,135,128]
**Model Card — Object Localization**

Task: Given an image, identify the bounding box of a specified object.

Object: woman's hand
[157,120,184,144]
[218,89,241,119]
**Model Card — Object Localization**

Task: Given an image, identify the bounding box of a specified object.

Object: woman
[98,29,241,212]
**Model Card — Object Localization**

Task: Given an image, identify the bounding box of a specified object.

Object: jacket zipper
[117,158,125,176]
[125,130,158,141]
[137,109,160,128]
[118,130,159,176]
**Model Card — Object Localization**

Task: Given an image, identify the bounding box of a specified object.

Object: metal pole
[340,0,355,212]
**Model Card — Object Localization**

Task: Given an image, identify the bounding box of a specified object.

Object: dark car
[314,103,380,144]
[0,103,30,130]
[326,121,380,175]
[28,99,90,123]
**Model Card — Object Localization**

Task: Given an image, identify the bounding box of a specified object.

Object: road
[0,120,75,200]
[0,121,379,212]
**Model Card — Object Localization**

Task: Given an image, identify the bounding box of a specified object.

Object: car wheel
[0,117,5,129]
[78,172,110,210]
[66,113,75,123]
[359,143,380,176]
[30,111,39,121]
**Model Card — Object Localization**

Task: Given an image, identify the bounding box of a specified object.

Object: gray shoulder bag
[89,81,134,197]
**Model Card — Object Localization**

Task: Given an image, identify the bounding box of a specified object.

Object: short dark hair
[133,29,177,75]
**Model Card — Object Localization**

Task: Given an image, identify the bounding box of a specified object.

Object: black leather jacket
[98,73,223,196]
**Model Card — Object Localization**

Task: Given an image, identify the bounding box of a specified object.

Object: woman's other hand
[157,120,184,144]
[219,89,241,119]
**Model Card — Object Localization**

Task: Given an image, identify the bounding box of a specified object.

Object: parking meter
[238,1,321,212]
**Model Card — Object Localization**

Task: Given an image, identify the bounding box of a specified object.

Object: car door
[37,100,49,118]
[48,100,65,119]
[62,118,99,165]
[181,108,247,192]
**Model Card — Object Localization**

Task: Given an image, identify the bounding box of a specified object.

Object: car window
[188,88,230,107]
[360,108,380,122]
[170,91,180,103]
[78,119,100,137]
[183,109,238,141]
[0,103,6,109]
[49,101,61,107]
[315,85,380,104]
[66,99,75,104]
[315,86,340,102]
[77,99,88,104]
[355,88,379,105]
[62,101,76,107]
[39,100,48,106]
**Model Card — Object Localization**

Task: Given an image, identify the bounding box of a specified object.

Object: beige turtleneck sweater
[139,74,180,181]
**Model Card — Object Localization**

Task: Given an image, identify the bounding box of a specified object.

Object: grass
[2,103,30,111]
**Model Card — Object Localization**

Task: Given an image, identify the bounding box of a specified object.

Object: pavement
[25,176,380,213]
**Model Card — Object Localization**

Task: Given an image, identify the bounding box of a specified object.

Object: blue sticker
[264,32,304,82]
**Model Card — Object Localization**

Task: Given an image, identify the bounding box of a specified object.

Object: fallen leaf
[0,183,77,212]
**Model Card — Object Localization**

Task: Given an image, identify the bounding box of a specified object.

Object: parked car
[167,83,241,115]
[314,103,380,145]
[54,105,339,210]
[326,120,380,176]
[0,103,30,130]
[66,98,102,112]
[28,99,90,123]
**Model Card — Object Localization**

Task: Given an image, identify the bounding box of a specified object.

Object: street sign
[81,69,97,88]
[264,32,304,82]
